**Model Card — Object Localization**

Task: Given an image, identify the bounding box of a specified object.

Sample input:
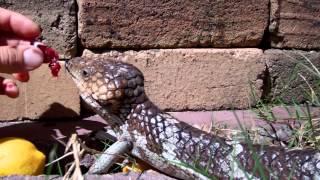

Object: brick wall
[0,0,319,120]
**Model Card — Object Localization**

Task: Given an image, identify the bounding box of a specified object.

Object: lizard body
[66,57,320,179]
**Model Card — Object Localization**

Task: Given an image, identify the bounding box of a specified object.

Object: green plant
[45,143,63,177]
[250,51,320,149]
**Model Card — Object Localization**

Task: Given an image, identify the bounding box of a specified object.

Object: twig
[62,134,85,180]
[45,151,73,167]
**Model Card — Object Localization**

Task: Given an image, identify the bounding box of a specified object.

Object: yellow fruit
[122,161,150,173]
[0,137,46,176]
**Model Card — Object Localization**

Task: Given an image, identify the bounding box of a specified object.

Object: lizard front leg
[88,139,133,174]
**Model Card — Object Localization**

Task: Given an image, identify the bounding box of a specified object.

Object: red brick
[270,0,320,49]
[78,0,269,49]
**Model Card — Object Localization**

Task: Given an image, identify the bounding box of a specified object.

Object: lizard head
[65,57,146,116]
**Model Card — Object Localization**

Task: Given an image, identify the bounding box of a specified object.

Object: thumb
[0,45,43,73]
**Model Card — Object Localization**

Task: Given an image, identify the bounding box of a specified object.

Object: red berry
[37,45,58,63]
[34,42,61,77]
[49,61,61,77]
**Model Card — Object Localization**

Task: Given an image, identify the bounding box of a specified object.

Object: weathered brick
[0,0,77,58]
[270,0,320,49]
[0,62,80,120]
[82,48,265,110]
[78,0,269,49]
[264,49,320,103]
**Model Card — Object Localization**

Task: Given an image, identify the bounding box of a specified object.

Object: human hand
[0,8,44,98]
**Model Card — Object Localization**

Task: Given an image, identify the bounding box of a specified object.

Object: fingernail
[4,82,19,98]
[23,48,43,70]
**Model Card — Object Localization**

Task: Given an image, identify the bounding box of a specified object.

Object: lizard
[66,57,320,179]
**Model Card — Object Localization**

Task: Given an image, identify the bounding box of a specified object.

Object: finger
[0,78,19,98]
[0,8,40,39]
[12,72,29,82]
[0,77,4,94]
[0,45,43,73]
[0,34,33,46]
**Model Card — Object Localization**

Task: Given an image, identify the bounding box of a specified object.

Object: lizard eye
[81,68,90,77]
